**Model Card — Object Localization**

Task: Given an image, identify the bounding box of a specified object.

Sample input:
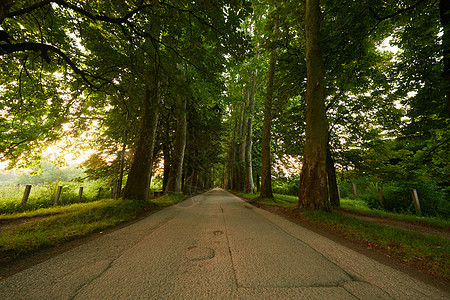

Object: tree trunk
[165,97,187,194]
[122,81,160,200]
[162,143,170,191]
[117,114,128,197]
[183,167,193,195]
[440,0,450,114]
[0,0,12,25]
[327,147,340,207]
[245,68,258,194]
[298,0,329,210]
[260,5,278,199]
[238,101,247,191]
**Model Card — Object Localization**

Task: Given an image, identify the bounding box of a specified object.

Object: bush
[273,184,298,196]
[362,181,448,218]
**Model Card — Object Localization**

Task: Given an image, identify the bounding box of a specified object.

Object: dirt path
[339,210,450,239]
[0,216,54,232]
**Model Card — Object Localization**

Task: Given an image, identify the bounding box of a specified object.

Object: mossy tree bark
[327,147,340,207]
[165,97,187,194]
[122,77,160,200]
[259,4,278,199]
[298,0,329,210]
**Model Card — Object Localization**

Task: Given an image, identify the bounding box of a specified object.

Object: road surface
[0,188,447,299]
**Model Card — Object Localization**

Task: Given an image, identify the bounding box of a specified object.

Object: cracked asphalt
[0,188,448,299]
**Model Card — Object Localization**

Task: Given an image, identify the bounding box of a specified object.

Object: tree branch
[7,0,155,24]
[369,0,427,21]
[0,42,100,88]
[367,0,428,35]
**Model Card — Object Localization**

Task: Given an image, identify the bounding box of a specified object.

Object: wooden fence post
[412,189,422,216]
[21,185,32,210]
[337,186,341,200]
[78,187,84,202]
[54,186,63,205]
[378,188,383,207]
[352,183,357,199]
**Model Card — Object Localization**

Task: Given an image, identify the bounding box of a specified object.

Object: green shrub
[273,184,298,196]
[362,181,448,218]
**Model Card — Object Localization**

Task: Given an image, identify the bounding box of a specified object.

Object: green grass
[340,198,450,229]
[0,198,154,263]
[151,193,186,207]
[0,182,110,214]
[0,191,197,264]
[231,190,260,200]
[304,210,450,279]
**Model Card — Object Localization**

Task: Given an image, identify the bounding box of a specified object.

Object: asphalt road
[0,188,447,299]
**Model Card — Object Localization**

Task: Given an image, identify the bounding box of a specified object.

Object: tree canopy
[1,1,448,212]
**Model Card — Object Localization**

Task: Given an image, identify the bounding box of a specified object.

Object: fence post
[21,185,32,210]
[54,186,63,205]
[337,186,341,200]
[412,189,422,216]
[78,187,84,202]
[352,183,357,199]
[378,187,383,207]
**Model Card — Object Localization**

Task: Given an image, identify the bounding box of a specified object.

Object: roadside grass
[339,198,450,229]
[0,204,86,221]
[235,191,450,280]
[151,193,186,207]
[0,192,197,264]
[0,183,110,214]
[304,210,450,280]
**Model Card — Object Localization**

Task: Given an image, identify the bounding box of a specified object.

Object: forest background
[0,0,448,218]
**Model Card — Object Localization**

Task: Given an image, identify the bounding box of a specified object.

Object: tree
[297,0,329,210]
[165,94,187,194]
[259,2,279,199]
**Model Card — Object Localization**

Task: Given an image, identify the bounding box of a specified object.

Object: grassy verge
[0,191,198,264]
[0,199,154,264]
[151,193,186,207]
[339,198,450,229]
[234,191,449,280]
[304,209,449,279]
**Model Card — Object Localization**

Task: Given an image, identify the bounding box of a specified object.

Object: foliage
[0,180,109,214]
[363,181,449,218]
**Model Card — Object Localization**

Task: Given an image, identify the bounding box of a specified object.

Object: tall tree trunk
[440,0,450,114]
[162,143,170,191]
[117,113,128,197]
[0,0,12,24]
[183,167,194,195]
[327,147,340,207]
[165,97,187,194]
[260,5,278,199]
[122,80,160,200]
[298,0,329,210]
[245,68,258,194]
[238,101,247,191]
